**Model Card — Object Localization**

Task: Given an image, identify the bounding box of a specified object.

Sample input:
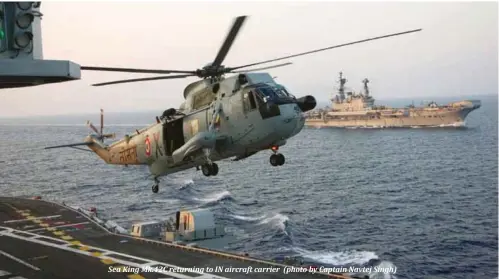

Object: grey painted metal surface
[0,2,81,89]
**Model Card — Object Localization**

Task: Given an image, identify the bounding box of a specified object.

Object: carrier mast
[338,71,347,102]
[362,78,370,97]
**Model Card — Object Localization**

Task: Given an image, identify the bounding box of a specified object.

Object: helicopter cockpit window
[276,86,295,99]
[274,88,287,98]
[252,84,296,105]
[243,90,257,112]
[248,91,257,110]
[192,90,215,110]
[257,86,276,99]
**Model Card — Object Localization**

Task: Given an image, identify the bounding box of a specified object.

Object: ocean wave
[231,214,267,222]
[152,199,177,204]
[293,247,379,266]
[231,212,290,230]
[194,190,233,205]
[258,213,289,231]
[178,179,194,190]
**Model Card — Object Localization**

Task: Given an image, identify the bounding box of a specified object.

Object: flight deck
[0,197,354,279]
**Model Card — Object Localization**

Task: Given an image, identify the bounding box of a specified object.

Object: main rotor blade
[212,16,247,68]
[91,74,195,87]
[81,66,196,75]
[231,62,293,73]
[229,28,422,71]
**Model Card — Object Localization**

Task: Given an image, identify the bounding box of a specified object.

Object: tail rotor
[86,109,115,142]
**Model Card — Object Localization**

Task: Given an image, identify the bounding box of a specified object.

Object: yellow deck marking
[79,246,90,251]
[7,204,143,276]
[101,258,115,265]
[127,274,145,279]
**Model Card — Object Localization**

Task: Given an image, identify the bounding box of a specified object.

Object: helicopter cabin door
[163,119,185,156]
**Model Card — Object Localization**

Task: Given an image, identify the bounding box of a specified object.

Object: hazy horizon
[1,94,495,122]
[1,1,497,117]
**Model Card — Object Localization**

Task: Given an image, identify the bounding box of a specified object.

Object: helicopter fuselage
[85,73,312,179]
[149,101,305,177]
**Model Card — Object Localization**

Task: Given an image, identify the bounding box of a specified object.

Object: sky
[0,1,497,117]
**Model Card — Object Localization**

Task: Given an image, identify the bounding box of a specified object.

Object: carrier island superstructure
[304,72,481,128]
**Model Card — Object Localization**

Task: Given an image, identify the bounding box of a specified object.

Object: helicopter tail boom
[44,135,110,156]
[44,142,93,152]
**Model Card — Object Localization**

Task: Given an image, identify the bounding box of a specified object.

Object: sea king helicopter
[45,16,421,193]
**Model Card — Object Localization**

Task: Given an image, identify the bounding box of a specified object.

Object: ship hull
[305,106,479,128]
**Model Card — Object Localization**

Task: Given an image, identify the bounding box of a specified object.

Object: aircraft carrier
[0,197,363,279]
[304,72,481,128]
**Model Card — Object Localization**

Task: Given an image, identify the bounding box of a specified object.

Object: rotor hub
[197,64,227,78]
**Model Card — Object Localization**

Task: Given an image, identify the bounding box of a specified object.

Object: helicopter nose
[296,95,317,112]
[275,103,306,139]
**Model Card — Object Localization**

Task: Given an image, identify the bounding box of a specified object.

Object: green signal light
[0,29,4,40]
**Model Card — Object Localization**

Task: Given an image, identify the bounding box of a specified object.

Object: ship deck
[0,197,353,279]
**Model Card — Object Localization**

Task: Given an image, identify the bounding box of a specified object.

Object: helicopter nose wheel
[269,145,285,167]
[269,153,285,166]
[201,163,219,176]
[152,177,160,193]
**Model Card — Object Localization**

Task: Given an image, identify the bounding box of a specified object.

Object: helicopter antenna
[80,16,422,87]
[100,108,104,136]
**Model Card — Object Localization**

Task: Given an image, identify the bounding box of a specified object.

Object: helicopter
[45,16,421,193]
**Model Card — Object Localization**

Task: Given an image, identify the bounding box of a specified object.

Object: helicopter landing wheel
[201,163,219,176]
[270,154,279,166]
[202,164,211,176]
[210,163,219,176]
[276,153,285,166]
[152,184,159,193]
[270,154,285,166]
